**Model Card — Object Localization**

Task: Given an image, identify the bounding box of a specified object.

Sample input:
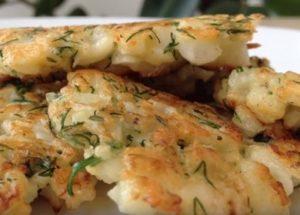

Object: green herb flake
[110,112,122,116]
[104,56,112,69]
[103,75,116,83]
[233,111,242,123]
[70,49,78,67]
[293,80,300,84]
[60,108,71,130]
[236,67,244,73]
[84,25,96,31]
[193,197,207,215]
[11,82,35,103]
[75,85,81,92]
[210,22,222,27]
[0,144,13,151]
[28,105,47,112]
[126,134,133,142]
[126,27,160,43]
[14,113,23,118]
[176,28,196,39]
[26,157,56,178]
[89,111,103,122]
[90,86,95,94]
[226,28,250,34]
[109,140,123,150]
[163,32,179,59]
[132,85,157,99]
[0,50,3,58]
[38,157,56,177]
[70,132,100,148]
[155,115,167,126]
[67,156,101,196]
[0,38,18,46]
[53,30,74,42]
[61,122,84,132]
[199,119,221,129]
[193,161,215,188]
[47,57,57,63]
[55,46,75,56]
[11,98,35,104]
[171,21,180,27]
[139,139,146,147]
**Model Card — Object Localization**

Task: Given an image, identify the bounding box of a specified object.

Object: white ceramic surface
[0,17,298,214]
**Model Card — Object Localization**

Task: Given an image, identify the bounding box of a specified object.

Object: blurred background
[0,0,299,28]
[0,0,299,17]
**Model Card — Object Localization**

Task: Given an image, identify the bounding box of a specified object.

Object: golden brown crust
[0,14,261,80]
[47,69,289,215]
[0,82,97,213]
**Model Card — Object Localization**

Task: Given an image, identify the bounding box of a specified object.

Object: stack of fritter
[0,14,299,215]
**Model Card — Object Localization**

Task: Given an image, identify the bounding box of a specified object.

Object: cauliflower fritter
[0,14,261,80]
[47,69,290,215]
[0,82,97,214]
[214,67,300,135]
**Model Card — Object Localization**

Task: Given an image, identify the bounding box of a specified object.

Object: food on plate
[47,70,291,214]
[0,82,97,214]
[0,14,299,215]
[0,14,261,80]
[214,66,300,136]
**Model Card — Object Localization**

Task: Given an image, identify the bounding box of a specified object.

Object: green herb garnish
[193,161,215,188]
[103,75,116,83]
[60,108,71,130]
[53,30,75,42]
[176,28,196,39]
[61,122,84,132]
[126,27,160,43]
[109,140,123,150]
[0,38,18,46]
[190,110,221,129]
[26,157,56,178]
[293,80,300,84]
[75,85,81,92]
[193,197,207,215]
[126,134,133,142]
[28,105,47,112]
[236,67,244,73]
[38,157,56,177]
[199,119,221,129]
[139,139,146,147]
[226,28,250,34]
[171,21,180,27]
[89,111,103,122]
[155,115,167,126]
[132,85,157,99]
[55,46,75,56]
[163,32,179,59]
[47,57,57,63]
[70,131,100,148]
[233,111,242,123]
[90,86,95,94]
[67,156,102,196]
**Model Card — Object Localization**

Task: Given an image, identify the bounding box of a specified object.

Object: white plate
[0,17,298,214]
